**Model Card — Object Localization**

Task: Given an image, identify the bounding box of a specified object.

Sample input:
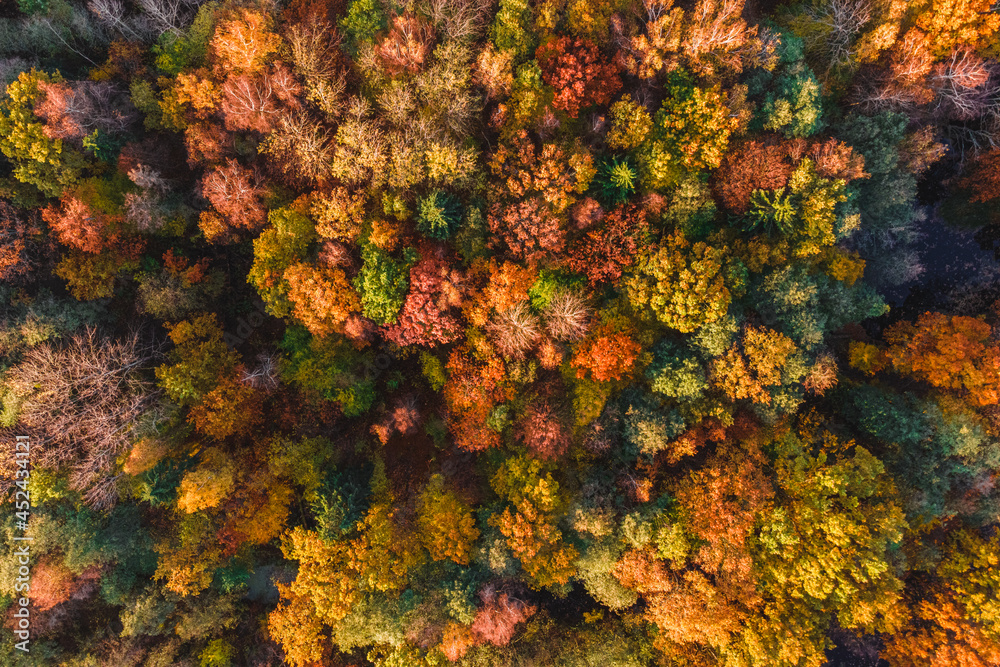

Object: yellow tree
[625,230,731,333]
[489,454,578,589]
[416,474,480,565]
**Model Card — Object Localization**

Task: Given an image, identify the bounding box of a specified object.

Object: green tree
[354,244,414,325]
[0,70,89,198]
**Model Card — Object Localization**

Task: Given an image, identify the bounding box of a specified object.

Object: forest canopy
[1,0,1000,664]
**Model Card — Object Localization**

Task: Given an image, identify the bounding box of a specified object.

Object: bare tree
[5,328,161,509]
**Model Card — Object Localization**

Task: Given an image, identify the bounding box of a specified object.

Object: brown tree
[5,329,159,508]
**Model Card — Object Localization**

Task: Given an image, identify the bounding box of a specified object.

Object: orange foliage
[268,588,329,667]
[377,14,436,74]
[884,312,1000,406]
[0,201,35,281]
[444,345,513,451]
[42,196,118,254]
[284,262,361,337]
[914,0,1000,57]
[536,36,622,118]
[188,368,264,440]
[884,594,1000,667]
[211,9,282,75]
[958,148,1000,203]
[470,587,537,646]
[439,622,476,662]
[571,324,641,383]
[710,326,798,404]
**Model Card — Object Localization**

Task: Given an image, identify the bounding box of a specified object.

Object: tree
[417,474,480,565]
[249,207,317,318]
[883,312,1000,406]
[34,79,137,144]
[444,344,513,451]
[536,36,622,118]
[0,70,90,197]
[284,262,361,337]
[884,530,1000,667]
[957,147,1000,203]
[626,0,764,79]
[488,198,566,262]
[607,95,654,151]
[489,454,579,588]
[639,75,736,188]
[709,325,800,406]
[489,0,536,63]
[713,139,796,213]
[198,160,267,241]
[913,0,1000,57]
[353,244,412,325]
[6,328,158,508]
[376,14,436,74]
[0,201,37,281]
[625,231,731,333]
[470,586,537,646]
[155,313,239,406]
[736,426,907,667]
[188,367,264,440]
[219,64,302,133]
[176,448,237,513]
[519,398,572,459]
[210,8,281,75]
[42,194,119,254]
[568,204,649,285]
[571,324,642,383]
[416,190,463,240]
[383,247,465,347]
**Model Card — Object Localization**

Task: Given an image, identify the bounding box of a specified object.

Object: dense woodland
[0,0,999,663]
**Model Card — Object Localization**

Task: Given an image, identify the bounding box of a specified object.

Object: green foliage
[279,325,376,416]
[420,351,447,391]
[354,244,414,325]
[620,390,687,455]
[0,70,89,198]
[155,313,239,405]
[638,73,733,189]
[592,156,637,206]
[416,190,463,240]
[153,2,219,76]
[527,268,586,310]
[491,0,537,63]
[748,33,823,138]
[341,0,387,53]
[752,263,887,350]
[745,187,797,234]
[646,341,709,403]
[249,207,317,318]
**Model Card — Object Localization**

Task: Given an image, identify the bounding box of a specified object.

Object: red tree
[567,204,648,285]
[487,198,565,262]
[220,62,302,133]
[519,399,571,460]
[0,201,36,281]
[383,247,465,347]
[470,587,537,646]
[42,196,116,254]
[712,139,796,213]
[536,37,622,118]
